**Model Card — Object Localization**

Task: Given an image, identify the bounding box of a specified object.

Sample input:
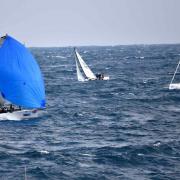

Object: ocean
[0,45,180,179]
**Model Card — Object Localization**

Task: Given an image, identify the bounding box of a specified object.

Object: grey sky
[0,0,180,46]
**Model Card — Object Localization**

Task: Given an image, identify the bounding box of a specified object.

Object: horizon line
[28,42,180,48]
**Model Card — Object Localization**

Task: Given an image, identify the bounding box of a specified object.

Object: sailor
[1,107,7,113]
[101,73,104,80]
[9,104,14,112]
[96,73,101,80]
[95,74,98,79]
[0,103,8,113]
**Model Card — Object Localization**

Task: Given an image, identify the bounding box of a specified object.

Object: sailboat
[169,60,180,90]
[74,48,109,81]
[0,35,46,120]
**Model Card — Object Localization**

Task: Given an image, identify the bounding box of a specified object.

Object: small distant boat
[74,48,109,81]
[0,35,46,120]
[169,60,180,90]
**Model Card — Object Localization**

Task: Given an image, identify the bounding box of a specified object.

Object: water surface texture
[0,45,180,179]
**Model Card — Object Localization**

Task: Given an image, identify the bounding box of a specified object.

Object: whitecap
[140,56,144,59]
[40,150,50,154]
[153,142,161,147]
[82,153,95,157]
[78,162,91,167]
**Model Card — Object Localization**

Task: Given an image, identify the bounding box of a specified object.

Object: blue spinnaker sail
[0,35,45,108]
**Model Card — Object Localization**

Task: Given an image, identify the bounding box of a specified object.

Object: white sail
[75,58,86,82]
[75,50,96,80]
[169,60,180,90]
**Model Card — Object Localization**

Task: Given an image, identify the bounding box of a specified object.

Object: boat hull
[0,109,42,121]
[169,83,180,90]
[87,76,110,81]
[103,76,110,80]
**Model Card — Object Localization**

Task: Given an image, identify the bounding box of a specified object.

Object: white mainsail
[169,60,180,90]
[75,49,96,80]
[75,58,86,82]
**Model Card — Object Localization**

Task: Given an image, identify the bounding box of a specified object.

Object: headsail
[0,35,46,108]
[75,57,86,82]
[75,49,96,80]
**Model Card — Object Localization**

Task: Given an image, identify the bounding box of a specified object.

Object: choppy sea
[0,45,180,179]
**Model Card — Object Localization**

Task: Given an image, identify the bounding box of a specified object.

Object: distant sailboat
[74,48,109,81]
[169,60,180,90]
[0,35,46,120]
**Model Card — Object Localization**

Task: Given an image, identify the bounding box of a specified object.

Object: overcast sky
[0,0,180,46]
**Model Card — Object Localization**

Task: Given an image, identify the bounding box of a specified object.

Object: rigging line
[170,60,180,85]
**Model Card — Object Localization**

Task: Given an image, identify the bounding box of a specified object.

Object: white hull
[169,83,180,90]
[89,76,110,81]
[103,76,110,80]
[81,76,110,81]
[0,109,42,121]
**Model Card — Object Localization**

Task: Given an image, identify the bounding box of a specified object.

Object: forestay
[169,60,180,90]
